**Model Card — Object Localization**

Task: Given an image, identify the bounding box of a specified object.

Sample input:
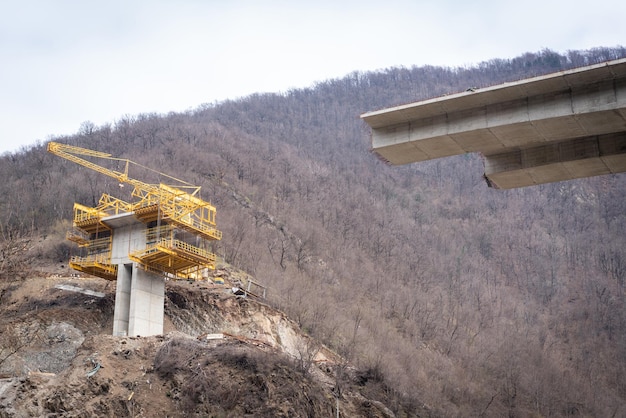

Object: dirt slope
[0,266,406,417]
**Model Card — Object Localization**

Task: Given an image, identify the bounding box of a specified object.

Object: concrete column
[107,213,165,337]
[113,264,132,336]
[127,265,165,337]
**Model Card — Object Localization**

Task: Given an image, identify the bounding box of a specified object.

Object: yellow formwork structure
[69,254,118,281]
[47,141,222,281]
[132,183,222,241]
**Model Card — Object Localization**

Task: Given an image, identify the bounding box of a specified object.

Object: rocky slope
[0,264,411,417]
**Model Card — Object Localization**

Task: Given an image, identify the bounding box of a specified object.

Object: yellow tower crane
[47,141,222,281]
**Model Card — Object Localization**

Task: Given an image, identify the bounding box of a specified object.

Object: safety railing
[169,238,217,262]
[73,203,107,224]
[66,229,90,246]
[83,236,113,254]
[69,253,117,280]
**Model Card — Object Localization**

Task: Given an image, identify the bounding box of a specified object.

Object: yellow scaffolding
[66,228,90,246]
[69,254,118,281]
[47,141,222,281]
[132,184,222,240]
[128,225,216,279]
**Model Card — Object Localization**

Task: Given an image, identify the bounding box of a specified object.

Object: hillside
[0,265,405,417]
[1,47,626,416]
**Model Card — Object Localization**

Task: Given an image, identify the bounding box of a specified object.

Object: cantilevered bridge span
[361,58,626,189]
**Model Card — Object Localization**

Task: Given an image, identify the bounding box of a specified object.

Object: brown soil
[0,268,400,417]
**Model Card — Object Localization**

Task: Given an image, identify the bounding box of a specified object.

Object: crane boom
[47,141,201,196]
[48,141,132,183]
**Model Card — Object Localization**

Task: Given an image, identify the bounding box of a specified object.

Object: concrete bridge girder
[362,58,626,188]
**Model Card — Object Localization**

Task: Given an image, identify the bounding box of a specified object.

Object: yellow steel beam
[48,141,223,281]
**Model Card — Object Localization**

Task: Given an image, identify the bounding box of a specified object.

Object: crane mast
[47,141,222,281]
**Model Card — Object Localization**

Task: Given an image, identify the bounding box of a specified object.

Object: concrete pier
[113,264,164,337]
[361,58,626,188]
[107,212,165,337]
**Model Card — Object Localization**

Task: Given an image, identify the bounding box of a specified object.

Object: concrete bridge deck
[361,58,626,188]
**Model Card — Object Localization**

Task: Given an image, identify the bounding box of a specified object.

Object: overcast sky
[1,0,624,154]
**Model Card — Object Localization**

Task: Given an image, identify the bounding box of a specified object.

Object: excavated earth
[0,265,400,417]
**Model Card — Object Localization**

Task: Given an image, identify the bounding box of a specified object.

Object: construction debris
[55,284,106,298]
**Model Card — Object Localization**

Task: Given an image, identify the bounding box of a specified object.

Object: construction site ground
[0,264,398,417]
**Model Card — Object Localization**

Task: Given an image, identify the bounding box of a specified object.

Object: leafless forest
[2,47,626,416]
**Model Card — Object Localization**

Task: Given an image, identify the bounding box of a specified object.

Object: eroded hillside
[0,265,409,417]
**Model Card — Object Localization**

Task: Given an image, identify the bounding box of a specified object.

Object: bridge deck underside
[362,59,626,188]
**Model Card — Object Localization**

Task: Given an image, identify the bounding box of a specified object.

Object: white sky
[1,0,624,154]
